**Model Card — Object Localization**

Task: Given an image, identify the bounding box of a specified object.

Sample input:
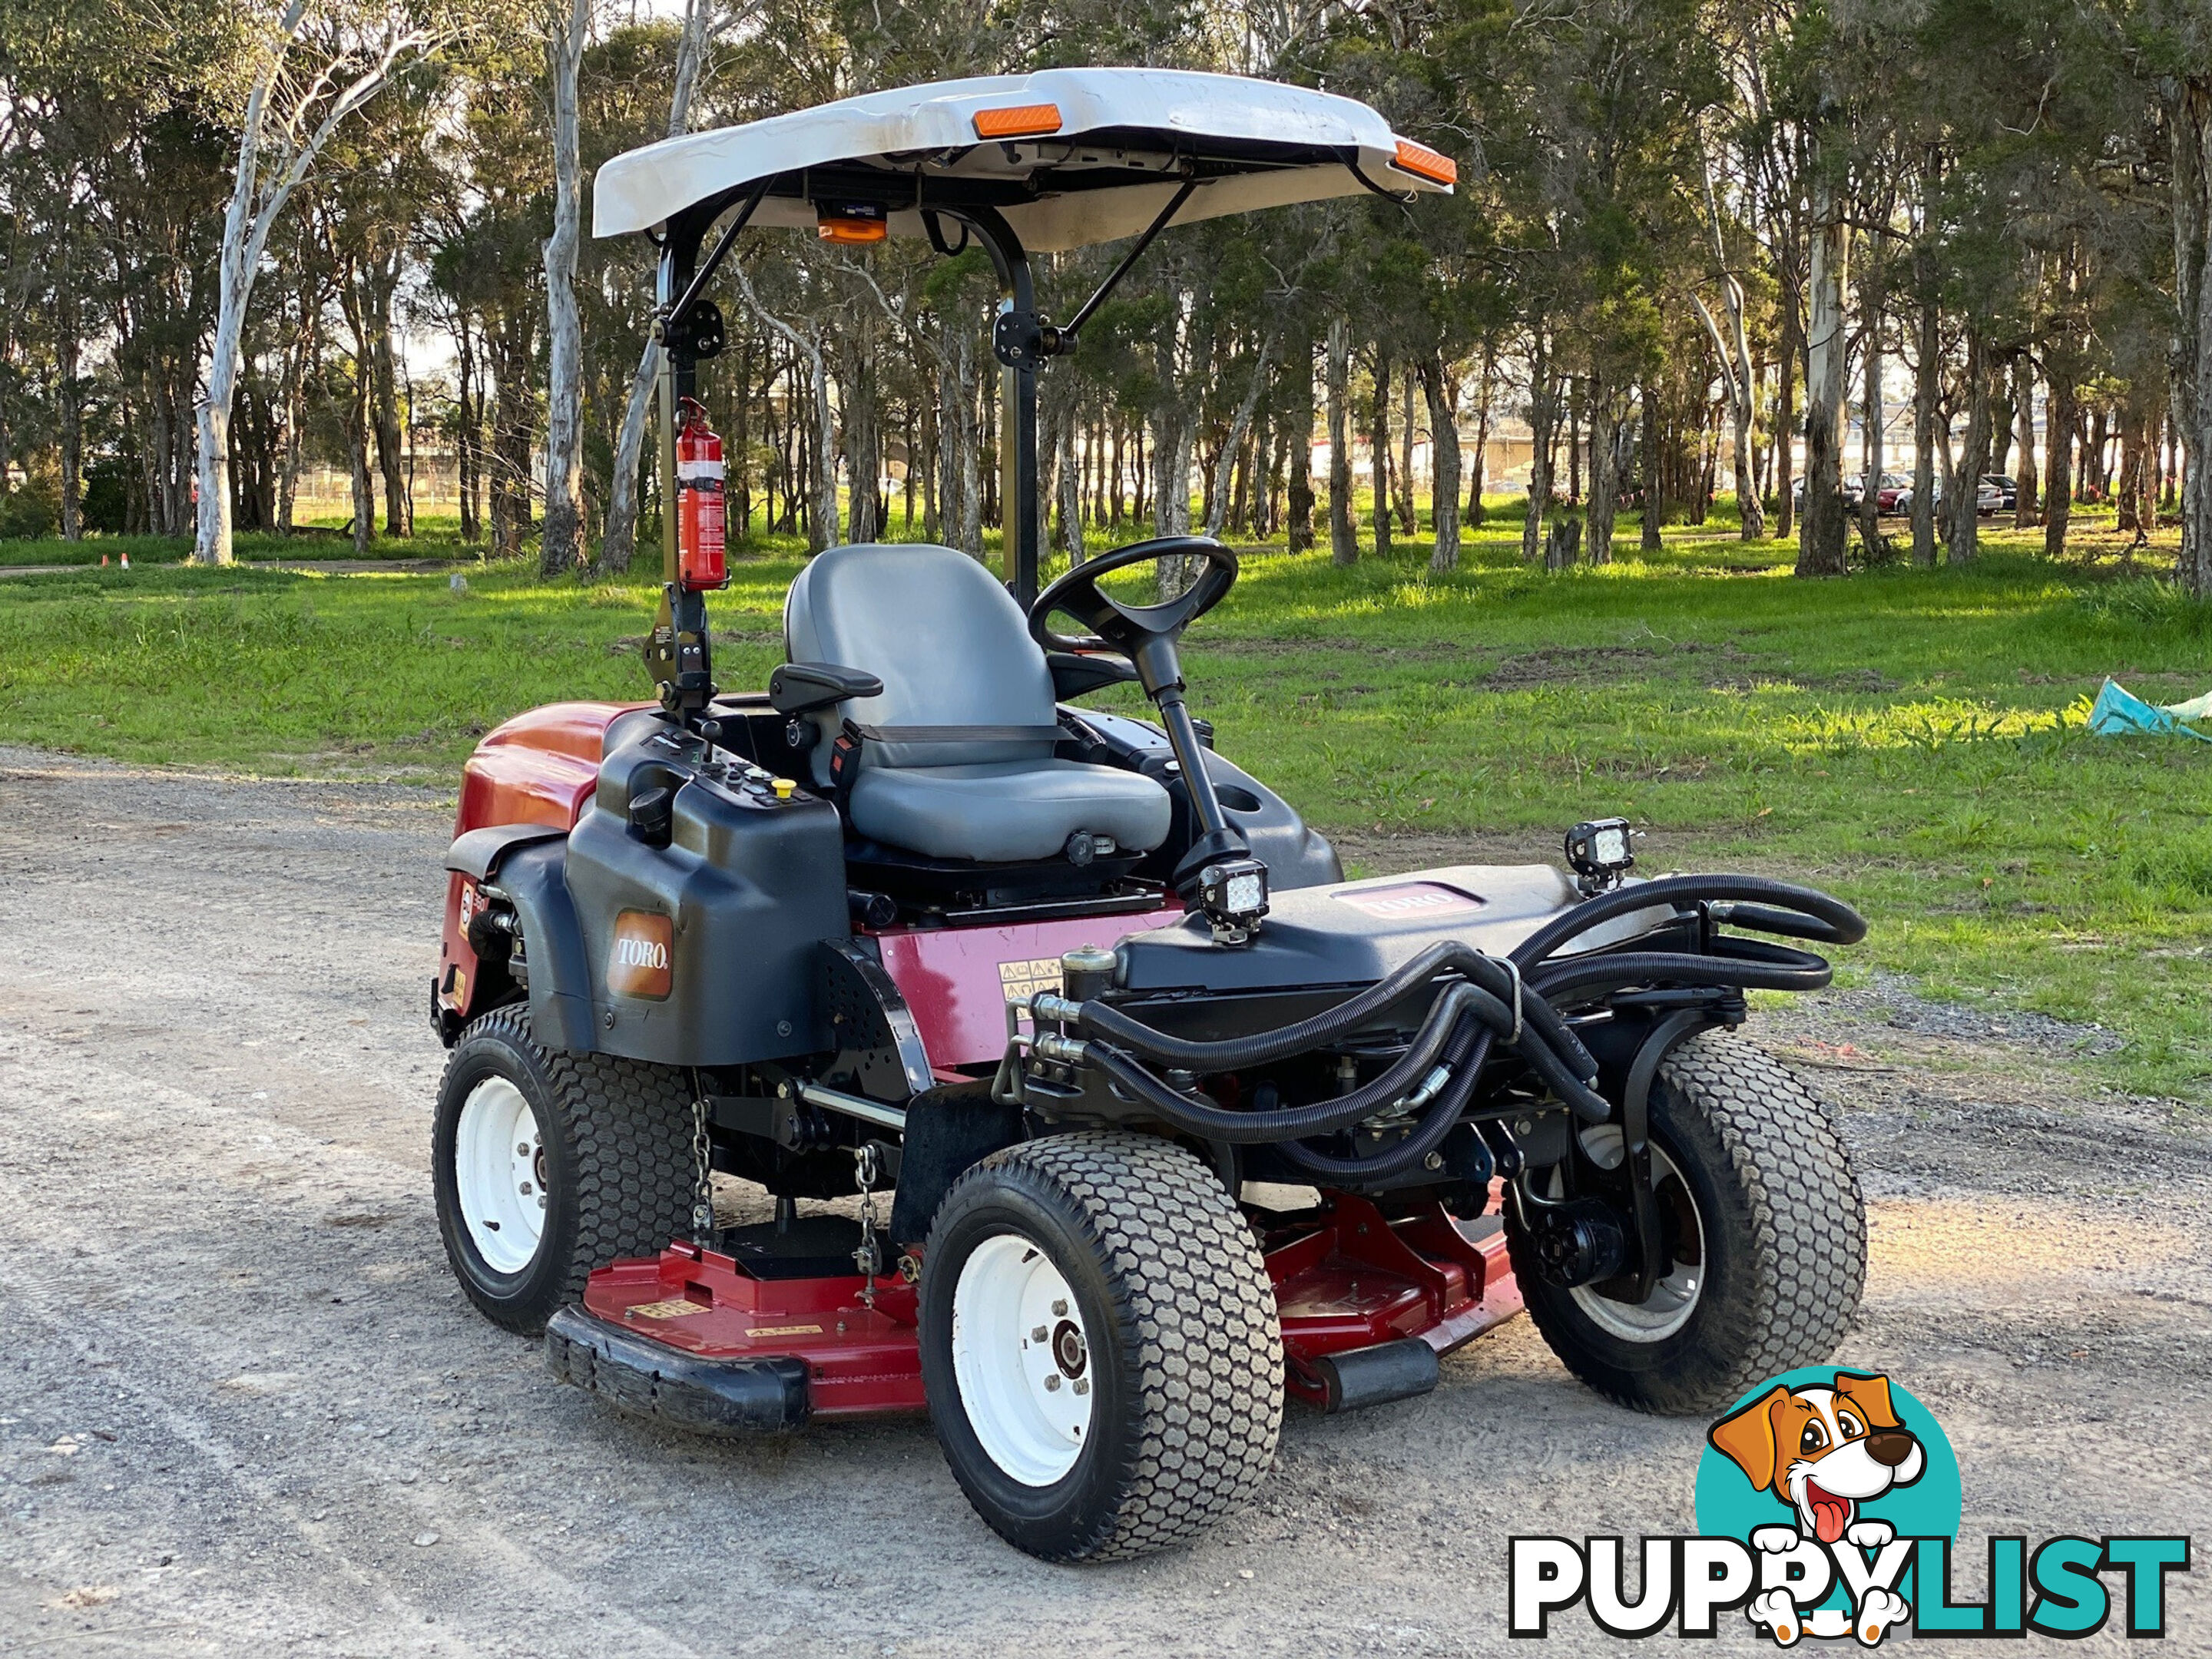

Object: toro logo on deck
[1509,1367,2191,1644]
[1332,882,1483,921]
[608,909,674,1000]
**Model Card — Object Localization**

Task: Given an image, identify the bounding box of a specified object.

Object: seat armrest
[770,661,885,716]
[1048,651,1140,700]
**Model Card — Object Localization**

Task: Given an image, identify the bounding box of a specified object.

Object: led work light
[1564,817,1641,894]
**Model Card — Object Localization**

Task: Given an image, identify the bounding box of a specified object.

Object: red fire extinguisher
[675,396,728,591]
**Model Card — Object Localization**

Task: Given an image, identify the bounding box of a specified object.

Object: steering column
[1028,537,1270,941]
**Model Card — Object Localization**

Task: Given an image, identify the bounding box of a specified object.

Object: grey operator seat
[783,542,1172,864]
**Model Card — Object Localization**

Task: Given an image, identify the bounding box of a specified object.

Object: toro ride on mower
[430,69,1870,1562]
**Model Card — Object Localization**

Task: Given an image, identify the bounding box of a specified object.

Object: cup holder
[1217,784,1263,815]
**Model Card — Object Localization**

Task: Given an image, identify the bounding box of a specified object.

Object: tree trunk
[2169,75,2212,596]
[349,373,374,557]
[1422,352,1462,571]
[1326,317,1356,564]
[2045,367,2077,559]
[1467,340,1494,526]
[368,260,407,536]
[1396,369,1418,534]
[2013,356,2039,528]
[1584,376,1621,565]
[1522,326,1553,563]
[1369,354,1392,558]
[1910,279,1939,563]
[595,0,713,565]
[1948,325,1992,561]
[1796,168,1849,578]
[1774,307,1798,542]
[1640,383,1662,553]
[1286,331,1316,552]
[57,277,82,540]
[1203,328,1281,538]
[538,0,591,575]
[1857,265,1883,557]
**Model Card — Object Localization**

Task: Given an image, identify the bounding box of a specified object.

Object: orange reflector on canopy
[973,103,1063,140]
[1392,139,1456,186]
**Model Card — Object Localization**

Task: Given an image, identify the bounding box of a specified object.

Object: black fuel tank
[562,720,847,1065]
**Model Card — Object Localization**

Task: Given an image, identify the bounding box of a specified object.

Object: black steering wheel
[1028,536,1239,657]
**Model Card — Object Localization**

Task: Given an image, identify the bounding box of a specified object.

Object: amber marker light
[973,103,1063,140]
[1392,139,1457,186]
[817,203,889,243]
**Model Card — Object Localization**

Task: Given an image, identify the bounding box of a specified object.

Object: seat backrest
[783,542,1061,776]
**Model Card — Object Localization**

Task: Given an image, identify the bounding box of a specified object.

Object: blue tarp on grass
[2089,678,2212,743]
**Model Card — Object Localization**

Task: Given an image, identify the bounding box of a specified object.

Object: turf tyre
[433,1003,695,1334]
[919,1131,1283,1561]
[1508,1030,1866,1414]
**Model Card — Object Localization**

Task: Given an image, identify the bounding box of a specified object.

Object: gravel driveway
[1,750,2204,1657]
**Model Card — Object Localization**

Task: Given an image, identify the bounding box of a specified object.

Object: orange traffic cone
[101,553,108,566]
[120,552,131,571]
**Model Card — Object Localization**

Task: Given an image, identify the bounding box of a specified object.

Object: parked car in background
[1793,475,1870,514]
[1893,476,2002,518]
[1875,474,1910,514]
[1985,475,2017,511]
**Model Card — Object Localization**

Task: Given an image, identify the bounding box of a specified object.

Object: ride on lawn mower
[430,68,1870,1562]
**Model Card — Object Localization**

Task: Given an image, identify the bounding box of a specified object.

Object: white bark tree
[1694,141,1765,541]
[538,0,592,575]
[194,0,439,566]
[731,261,840,550]
[598,0,732,573]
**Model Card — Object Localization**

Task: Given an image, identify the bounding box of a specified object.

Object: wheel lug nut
[517,1143,529,1156]
[1051,1300,1068,1316]
[1031,1325,1048,1343]
[519,1182,532,1195]
[1072,1378,1089,1396]
[1044,1374,1061,1392]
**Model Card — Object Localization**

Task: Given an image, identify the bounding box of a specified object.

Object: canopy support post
[962,207,1043,608]
[647,224,715,717]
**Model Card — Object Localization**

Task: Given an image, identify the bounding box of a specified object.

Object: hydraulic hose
[1077,939,1597,1081]
[1276,1029,1496,1183]
[1086,977,1611,1144]
[1086,982,1483,1144]
[1508,873,1866,972]
[1528,935,1836,1002]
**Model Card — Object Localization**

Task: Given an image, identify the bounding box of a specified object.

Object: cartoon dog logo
[1709,1373,1926,1645]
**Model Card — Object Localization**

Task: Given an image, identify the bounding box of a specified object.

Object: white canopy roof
[591,68,1454,253]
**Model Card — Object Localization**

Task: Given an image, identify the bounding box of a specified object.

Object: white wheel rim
[455,1076,547,1276]
[1565,1126,1706,1343]
[951,1233,1094,1487]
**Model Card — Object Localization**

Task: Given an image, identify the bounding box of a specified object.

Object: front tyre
[432,1004,695,1334]
[920,1131,1283,1561]
[1508,1030,1866,1414]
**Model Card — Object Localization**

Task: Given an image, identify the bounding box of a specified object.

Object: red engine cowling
[435,701,640,1033]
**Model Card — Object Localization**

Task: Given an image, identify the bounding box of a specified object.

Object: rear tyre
[432,1003,695,1334]
[1507,1031,1866,1415]
[920,1131,1283,1561]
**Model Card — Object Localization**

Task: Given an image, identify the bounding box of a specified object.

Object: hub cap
[455,1076,546,1276]
[951,1233,1094,1486]
[1565,1126,1706,1343]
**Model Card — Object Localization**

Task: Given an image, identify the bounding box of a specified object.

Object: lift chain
[853,1143,882,1308]
[689,1083,714,1245]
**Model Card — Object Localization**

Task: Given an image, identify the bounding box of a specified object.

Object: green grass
[3,505,2209,1099]
[0,521,477,567]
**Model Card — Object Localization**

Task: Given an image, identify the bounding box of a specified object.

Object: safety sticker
[744,1323,824,1338]
[625,1299,706,1320]
[997,957,1063,1000]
